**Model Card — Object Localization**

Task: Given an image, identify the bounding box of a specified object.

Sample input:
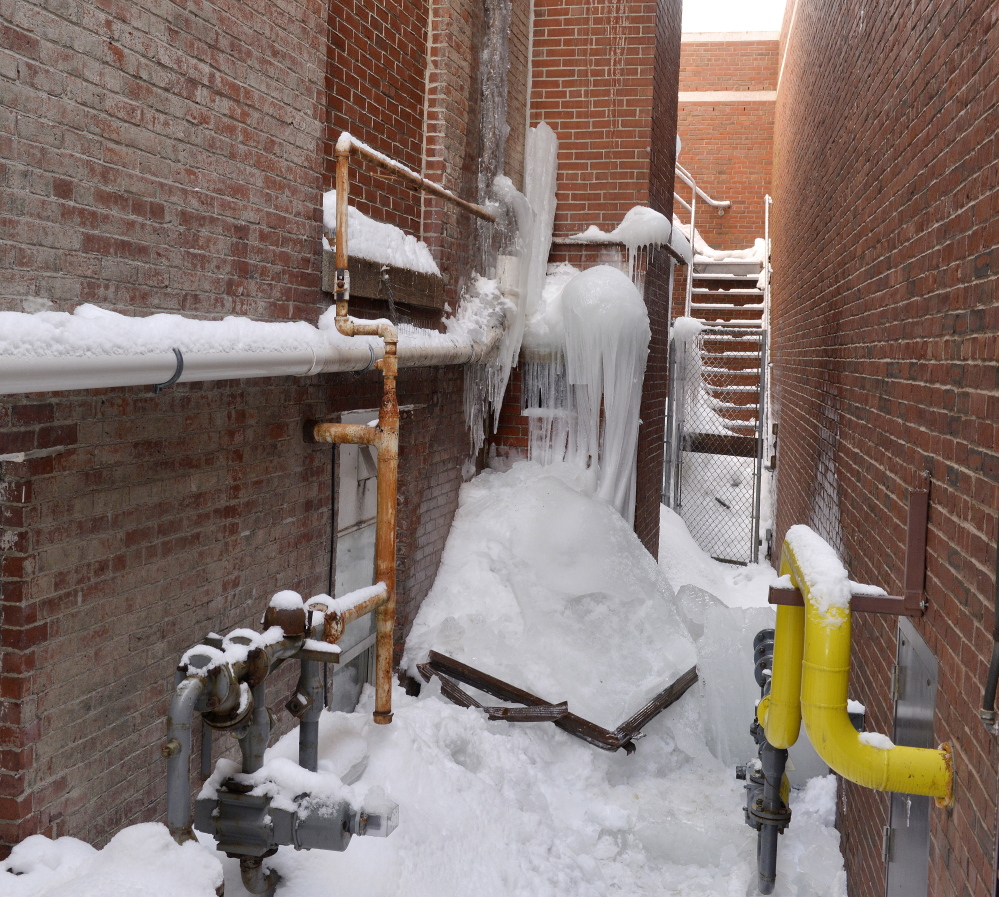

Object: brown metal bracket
[419,651,698,754]
[769,484,930,617]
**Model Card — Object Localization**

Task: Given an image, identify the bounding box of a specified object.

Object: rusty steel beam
[769,484,930,618]
[768,587,913,615]
[422,651,698,753]
[904,486,929,614]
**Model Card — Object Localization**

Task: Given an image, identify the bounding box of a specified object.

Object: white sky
[681,0,787,33]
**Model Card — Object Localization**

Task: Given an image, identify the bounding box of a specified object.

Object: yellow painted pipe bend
[772,534,954,806]
[756,553,804,750]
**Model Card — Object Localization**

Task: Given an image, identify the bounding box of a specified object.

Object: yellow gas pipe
[757,530,953,806]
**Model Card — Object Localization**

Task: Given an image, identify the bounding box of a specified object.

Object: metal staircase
[664,178,772,564]
[686,260,766,437]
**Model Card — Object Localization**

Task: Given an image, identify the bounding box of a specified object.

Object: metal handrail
[671,165,733,319]
[675,163,732,212]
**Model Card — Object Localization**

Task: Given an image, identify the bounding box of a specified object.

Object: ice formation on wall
[569,205,680,290]
[671,315,732,436]
[521,266,651,524]
[522,123,559,320]
[460,123,559,456]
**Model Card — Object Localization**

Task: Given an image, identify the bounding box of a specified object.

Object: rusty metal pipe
[311,422,380,447]
[323,587,391,643]
[326,131,496,726]
[372,345,399,725]
[336,132,496,224]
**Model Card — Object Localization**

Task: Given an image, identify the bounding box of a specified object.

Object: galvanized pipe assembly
[165,590,400,896]
[164,676,206,844]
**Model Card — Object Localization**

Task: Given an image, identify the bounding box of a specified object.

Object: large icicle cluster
[521,266,651,524]
[461,123,559,456]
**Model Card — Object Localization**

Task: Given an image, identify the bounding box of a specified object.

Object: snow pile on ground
[1,465,847,897]
[0,823,223,897]
[404,461,692,729]
[322,190,440,275]
[197,685,845,897]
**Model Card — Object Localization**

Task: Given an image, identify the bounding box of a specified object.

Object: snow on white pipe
[0,323,507,396]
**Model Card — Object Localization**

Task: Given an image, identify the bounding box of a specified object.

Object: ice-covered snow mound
[403,461,694,730]
[0,823,223,897]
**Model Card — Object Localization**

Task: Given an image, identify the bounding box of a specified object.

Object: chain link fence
[663,326,767,564]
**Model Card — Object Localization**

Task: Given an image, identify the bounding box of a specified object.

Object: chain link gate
[663,326,767,565]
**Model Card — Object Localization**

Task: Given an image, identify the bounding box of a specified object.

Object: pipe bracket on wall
[153,348,184,393]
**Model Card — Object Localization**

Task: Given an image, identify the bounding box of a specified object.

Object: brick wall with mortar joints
[0,0,513,853]
[530,0,658,238]
[324,0,428,233]
[772,0,999,894]
[634,0,681,555]
[1,0,327,320]
[678,39,778,93]
[674,37,777,250]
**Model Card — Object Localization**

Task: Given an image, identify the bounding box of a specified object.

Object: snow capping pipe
[757,527,953,806]
[0,135,502,398]
[0,325,508,396]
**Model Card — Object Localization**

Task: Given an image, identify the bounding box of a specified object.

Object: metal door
[884,617,937,896]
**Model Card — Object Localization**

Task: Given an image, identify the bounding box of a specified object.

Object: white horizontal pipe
[0,324,506,396]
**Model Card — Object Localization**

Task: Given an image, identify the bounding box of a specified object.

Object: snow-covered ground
[1,462,846,897]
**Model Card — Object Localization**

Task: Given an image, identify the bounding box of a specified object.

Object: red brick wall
[0,0,519,853]
[674,35,778,249]
[530,0,658,239]
[0,0,326,320]
[494,0,681,554]
[634,0,682,554]
[324,0,429,232]
[772,0,999,894]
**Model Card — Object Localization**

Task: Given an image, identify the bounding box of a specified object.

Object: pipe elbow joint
[335,132,353,156]
[802,702,953,805]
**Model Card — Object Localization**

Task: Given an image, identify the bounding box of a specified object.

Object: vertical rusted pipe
[335,134,351,320]
[372,340,399,725]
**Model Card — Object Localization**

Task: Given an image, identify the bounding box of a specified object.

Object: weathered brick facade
[675,32,778,250]
[1,0,684,855]
[771,0,999,894]
[495,0,683,554]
